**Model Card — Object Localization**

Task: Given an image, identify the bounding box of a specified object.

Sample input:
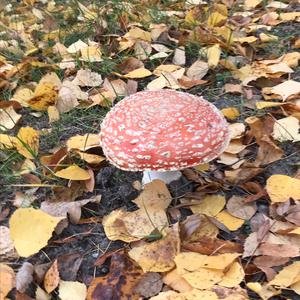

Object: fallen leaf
[133,272,163,298]
[269,261,300,287]
[219,261,245,288]
[72,69,103,87]
[47,106,59,123]
[80,46,102,62]
[163,268,193,293]
[272,116,300,142]
[56,81,86,113]
[190,194,225,216]
[67,40,88,53]
[44,260,59,293]
[259,33,278,42]
[226,196,257,220]
[247,282,280,300]
[256,101,284,109]
[103,180,171,242]
[67,134,100,151]
[182,236,242,255]
[59,280,87,300]
[27,82,58,110]
[9,208,63,257]
[221,107,240,120]
[87,251,143,300]
[215,211,245,231]
[15,127,39,159]
[0,106,22,131]
[259,243,300,257]
[0,226,17,260]
[54,165,91,180]
[128,224,180,272]
[0,263,15,299]
[186,60,209,80]
[266,174,300,203]
[172,47,186,66]
[35,286,51,300]
[271,80,300,101]
[207,44,221,67]
[123,68,152,79]
[41,195,101,224]
[224,84,243,94]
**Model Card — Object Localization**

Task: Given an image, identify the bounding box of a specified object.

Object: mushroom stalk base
[142,170,182,185]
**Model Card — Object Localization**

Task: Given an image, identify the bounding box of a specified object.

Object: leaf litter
[1,0,300,299]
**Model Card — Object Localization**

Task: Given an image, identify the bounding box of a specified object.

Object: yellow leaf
[221,107,240,120]
[219,261,245,287]
[9,208,63,257]
[182,269,224,289]
[11,87,34,107]
[67,134,100,151]
[103,180,171,242]
[123,68,152,79]
[80,46,102,62]
[191,194,225,216]
[0,263,15,299]
[234,36,257,44]
[269,261,300,287]
[215,211,245,231]
[15,127,39,159]
[291,280,300,295]
[0,134,16,149]
[153,64,182,76]
[103,180,171,241]
[27,82,58,110]
[207,12,227,27]
[59,280,87,300]
[175,252,240,271]
[207,44,221,68]
[47,106,60,123]
[244,0,263,9]
[272,116,300,142]
[271,80,300,101]
[0,106,22,131]
[194,163,210,172]
[54,165,91,180]
[128,224,180,272]
[266,174,300,203]
[259,33,278,42]
[247,282,280,299]
[77,152,105,164]
[256,101,283,109]
[125,27,151,42]
[280,12,300,21]
[102,209,136,242]
[163,269,193,293]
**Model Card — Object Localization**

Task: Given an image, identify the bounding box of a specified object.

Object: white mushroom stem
[142,170,182,185]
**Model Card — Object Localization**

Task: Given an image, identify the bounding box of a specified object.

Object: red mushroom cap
[100,89,230,171]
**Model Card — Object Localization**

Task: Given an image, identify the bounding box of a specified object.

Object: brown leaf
[224,83,243,94]
[116,57,144,74]
[57,252,83,281]
[259,242,300,257]
[253,256,289,268]
[254,136,284,166]
[133,272,163,298]
[225,167,263,184]
[182,236,242,255]
[87,252,143,300]
[44,260,59,293]
[226,196,257,220]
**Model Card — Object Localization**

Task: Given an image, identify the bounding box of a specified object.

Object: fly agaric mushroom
[100,89,230,184]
